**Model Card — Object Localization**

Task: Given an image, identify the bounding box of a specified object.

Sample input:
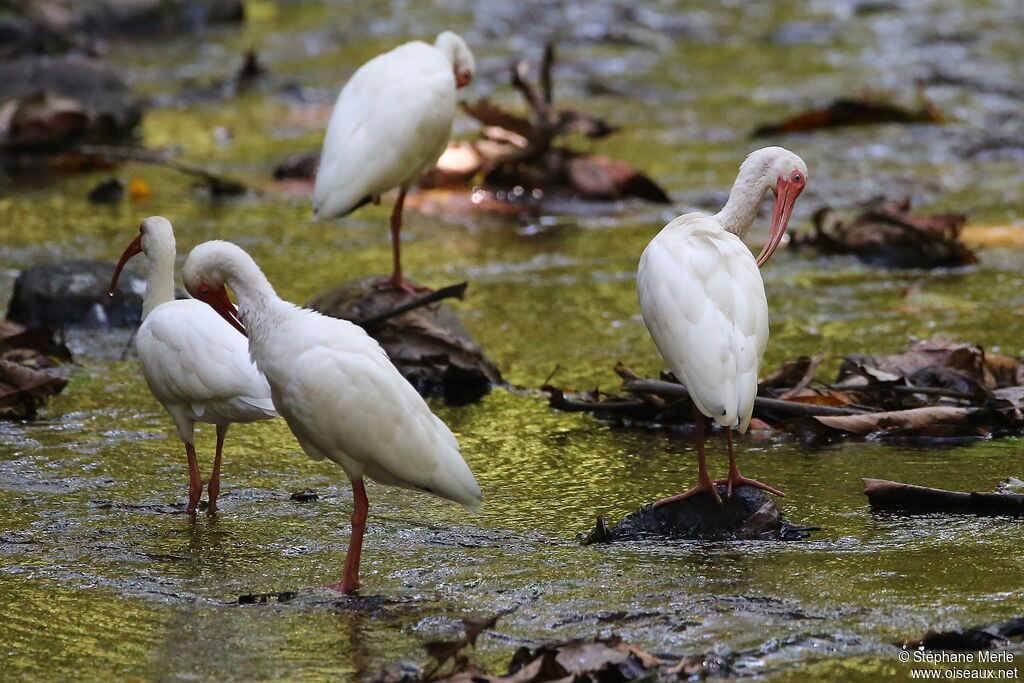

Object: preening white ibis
[637,146,807,504]
[182,240,482,593]
[313,31,475,292]
[108,217,277,515]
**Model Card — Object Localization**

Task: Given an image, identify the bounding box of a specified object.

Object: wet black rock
[585,486,818,543]
[0,56,142,153]
[7,260,144,328]
[308,277,502,405]
[273,151,319,180]
[290,489,319,503]
[10,0,243,41]
[87,177,125,203]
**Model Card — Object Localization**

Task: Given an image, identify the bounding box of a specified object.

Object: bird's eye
[793,173,803,183]
[200,286,209,295]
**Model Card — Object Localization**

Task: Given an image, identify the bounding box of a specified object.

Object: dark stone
[87,177,125,203]
[0,56,142,153]
[7,260,144,328]
[238,591,297,605]
[273,151,319,180]
[308,277,502,404]
[585,486,818,543]
[290,489,319,503]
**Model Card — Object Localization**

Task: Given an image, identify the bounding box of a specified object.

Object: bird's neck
[142,248,176,321]
[714,164,769,238]
[227,264,286,358]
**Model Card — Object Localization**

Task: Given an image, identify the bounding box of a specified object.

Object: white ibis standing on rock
[313,31,475,292]
[637,146,807,505]
[182,240,482,593]
[108,217,277,515]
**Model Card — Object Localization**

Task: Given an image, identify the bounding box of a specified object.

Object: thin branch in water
[73,144,252,196]
[355,282,468,330]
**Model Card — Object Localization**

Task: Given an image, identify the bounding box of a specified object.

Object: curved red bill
[455,69,472,88]
[108,234,143,296]
[755,178,803,268]
[195,284,247,337]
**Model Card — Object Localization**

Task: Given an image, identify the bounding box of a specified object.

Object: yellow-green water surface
[2,1,1023,680]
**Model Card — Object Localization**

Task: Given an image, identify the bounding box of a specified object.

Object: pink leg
[373,188,430,294]
[714,428,785,498]
[207,424,228,516]
[185,442,203,515]
[328,478,368,594]
[654,406,723,506]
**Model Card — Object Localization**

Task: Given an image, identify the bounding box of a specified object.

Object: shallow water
[2,0,1023,680]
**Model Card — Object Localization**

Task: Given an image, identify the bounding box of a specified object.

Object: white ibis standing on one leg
[313,31,475,292]
[637,146,807,505]
[108,217,277,515]
[182,240,482,593]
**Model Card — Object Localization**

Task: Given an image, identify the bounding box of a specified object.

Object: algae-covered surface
[1,0,1023,680]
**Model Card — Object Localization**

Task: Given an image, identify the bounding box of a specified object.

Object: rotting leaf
[791,198,976,269]
[814,406,974,435]
[0,359,68,419]
[753,94,943,137]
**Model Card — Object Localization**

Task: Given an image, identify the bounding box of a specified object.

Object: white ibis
[313,31,475,292]
[637,146,807,505]
[182,240,482,593]
[108,217,277,515]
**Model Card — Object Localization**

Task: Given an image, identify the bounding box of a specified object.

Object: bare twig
[355,282,468,330]
[73,144,252,196]
[612,364,870,417]
[540,42,555,106]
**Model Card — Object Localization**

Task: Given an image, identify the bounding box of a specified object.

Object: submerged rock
[586,486,817,543]
[9,0,243,41]
[8,260,144,328]
[0,56,141,153]
[308,277,502,404]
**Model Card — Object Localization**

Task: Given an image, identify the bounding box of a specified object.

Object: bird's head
[183,240,247,336]
[108,216,176,296]
[754,146,808,267]
[435,31,475,89]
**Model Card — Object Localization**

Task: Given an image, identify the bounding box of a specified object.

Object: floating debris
[543,339,1024,442]
[791,197,976,268]
[902,616,1024,651]
[862,478,1024,516]
[419,42,671,204]
[308,278,502,404]
[752,94,943,137]
[375,615,730,683]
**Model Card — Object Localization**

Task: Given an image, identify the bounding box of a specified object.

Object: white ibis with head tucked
[637,146,807,505]
[313,31,475,292]
[182,240,482,593]
[108,217,277,515]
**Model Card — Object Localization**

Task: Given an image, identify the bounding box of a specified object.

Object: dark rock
[238,591,297,605]
[290,489,319,503]
[12,0,244,40]
[373,661,423,683]
[0,56,141,153]
[87,177,125,203]
[7,260,144,328]
[586,486,818,543]
[308,277,502,404]
[273,151,319,180]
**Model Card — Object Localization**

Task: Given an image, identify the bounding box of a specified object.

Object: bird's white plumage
[313,40,456,218]
[183,241,482,513]
[136,299,277,443]
[638,213,769,433]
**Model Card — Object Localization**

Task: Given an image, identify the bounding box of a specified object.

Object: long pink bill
[755,178,803,268]
[108,234,143,296]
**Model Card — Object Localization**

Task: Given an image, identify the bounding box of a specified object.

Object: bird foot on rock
[653,478,723,507]
[327,579,360,595]
[373,277,432,295]
[713,474,786,499]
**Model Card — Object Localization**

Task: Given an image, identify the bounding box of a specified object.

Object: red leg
[185,442,202,515]
[714,427,785,498]
[328,478,368,594]
[207,424,227,516]
[372,188,431,294]
[654,406,723,506]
